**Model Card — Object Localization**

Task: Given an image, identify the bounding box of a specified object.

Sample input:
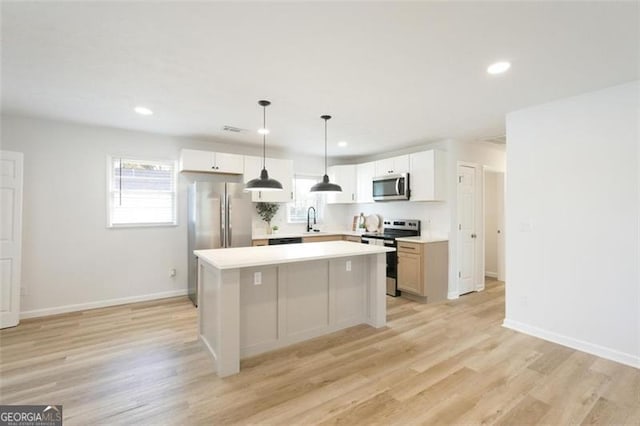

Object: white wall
[0,114,325,316]
[504,81,640,367]
[484,171,499,276]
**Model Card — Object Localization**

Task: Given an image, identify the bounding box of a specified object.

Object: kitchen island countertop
[195,240,394,270]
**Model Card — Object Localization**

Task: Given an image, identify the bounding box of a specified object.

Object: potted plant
[272,225,279,234]
[256,202,280,234]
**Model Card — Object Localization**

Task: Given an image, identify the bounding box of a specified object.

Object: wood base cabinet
[397,241,448,303]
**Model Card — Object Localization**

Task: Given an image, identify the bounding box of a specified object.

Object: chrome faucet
[306,207,317,232]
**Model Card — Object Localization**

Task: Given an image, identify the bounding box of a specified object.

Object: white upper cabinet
[243,156,294,203]
[214,152,244,174]
[374,154,410,176]
[356,161,376,203]
[326,165,357,204]
[179,149,244,174]
[409,150,447,201]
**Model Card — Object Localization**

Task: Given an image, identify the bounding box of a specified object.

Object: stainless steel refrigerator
[188,182,252,306]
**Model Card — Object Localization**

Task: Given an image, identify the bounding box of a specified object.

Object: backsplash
[251,202,352,235]
[340,201,450,238]
[250,200,448,238]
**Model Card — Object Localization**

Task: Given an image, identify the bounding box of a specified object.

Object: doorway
[457,163,477,295]
[483,169,505,283]
[1,151,24,328]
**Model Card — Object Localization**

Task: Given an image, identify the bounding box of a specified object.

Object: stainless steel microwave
[372,173,410,201]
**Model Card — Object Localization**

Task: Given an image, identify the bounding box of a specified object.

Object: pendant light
[245,100,283,192]
[310,115,342,193]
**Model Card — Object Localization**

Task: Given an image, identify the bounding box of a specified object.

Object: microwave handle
[396,178,401,195]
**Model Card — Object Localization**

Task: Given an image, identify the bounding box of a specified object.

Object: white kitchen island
[194,241,394,377]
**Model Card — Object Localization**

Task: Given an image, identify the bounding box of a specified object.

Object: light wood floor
[1,279,638,425]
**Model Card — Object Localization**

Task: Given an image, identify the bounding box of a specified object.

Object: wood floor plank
[1,280,638,425]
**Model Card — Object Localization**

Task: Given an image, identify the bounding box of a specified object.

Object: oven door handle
[383,240,395,246]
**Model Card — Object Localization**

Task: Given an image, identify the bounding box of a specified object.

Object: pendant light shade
[245,100,283,192]
[310,115,343,193]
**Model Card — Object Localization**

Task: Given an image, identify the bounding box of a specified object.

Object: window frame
[287,174,325,224]
[106,155,179,228]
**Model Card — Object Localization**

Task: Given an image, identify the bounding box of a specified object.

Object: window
[287,175,324,223]
[108,157,177,227]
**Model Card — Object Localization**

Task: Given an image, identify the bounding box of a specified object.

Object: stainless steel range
[361,219,421,296]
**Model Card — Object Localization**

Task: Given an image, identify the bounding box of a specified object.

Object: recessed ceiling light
[134,106,153,116]
[257,128,270,135]
[337,141,348,147]
[487,61,511,75]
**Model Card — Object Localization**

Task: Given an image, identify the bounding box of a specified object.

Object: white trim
[20,289,188,319]
[447,291,459,300]
[485,271,498,278]
[503,319,640,369]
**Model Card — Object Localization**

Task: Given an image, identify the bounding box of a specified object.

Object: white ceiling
[2,1,638,157]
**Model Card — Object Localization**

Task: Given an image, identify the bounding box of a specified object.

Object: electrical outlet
[169,268,177,277]
[254,272,262,285]
[346,260,352,272]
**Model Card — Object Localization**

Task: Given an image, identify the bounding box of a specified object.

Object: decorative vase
[266,222,272,235]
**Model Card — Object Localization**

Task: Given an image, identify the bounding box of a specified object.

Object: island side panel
[217,268,241,377]
[280,260,330,340]
[329,256,367,328]
[239,266,279,353]
[367,253,387,328]
[198,260,220,364]
[197,258,241,377]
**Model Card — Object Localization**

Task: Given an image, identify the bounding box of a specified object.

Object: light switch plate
[254,272,262,285]
[346,260,352,272]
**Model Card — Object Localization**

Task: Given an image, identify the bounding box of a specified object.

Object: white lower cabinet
[327,165,357,204]
[243,156,294,203]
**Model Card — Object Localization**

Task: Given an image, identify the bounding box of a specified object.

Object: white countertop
[195,240,394,270]
[395,236,449,244]
[252,230,365,240]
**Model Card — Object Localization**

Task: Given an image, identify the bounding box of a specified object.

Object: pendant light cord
[324,117,328,175]
[262,105,266,170]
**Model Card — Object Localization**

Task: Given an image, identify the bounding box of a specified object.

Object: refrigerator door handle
[220,198,226,247]
[226,193,232,247]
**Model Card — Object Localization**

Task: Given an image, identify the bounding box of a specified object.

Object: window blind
[109,157,177,226]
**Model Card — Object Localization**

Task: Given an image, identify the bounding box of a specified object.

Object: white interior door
[1,151,24,328]
[496,172,505,281]
[458,164,476,295]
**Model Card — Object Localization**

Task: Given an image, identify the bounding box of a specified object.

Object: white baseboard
[485,271,498,278]
[447,291,459,300]
[502,318,639,369]
[20,289,189,319]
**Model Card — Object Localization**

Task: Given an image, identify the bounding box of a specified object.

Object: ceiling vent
[480,135,506,145]
[222,125,245,133]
